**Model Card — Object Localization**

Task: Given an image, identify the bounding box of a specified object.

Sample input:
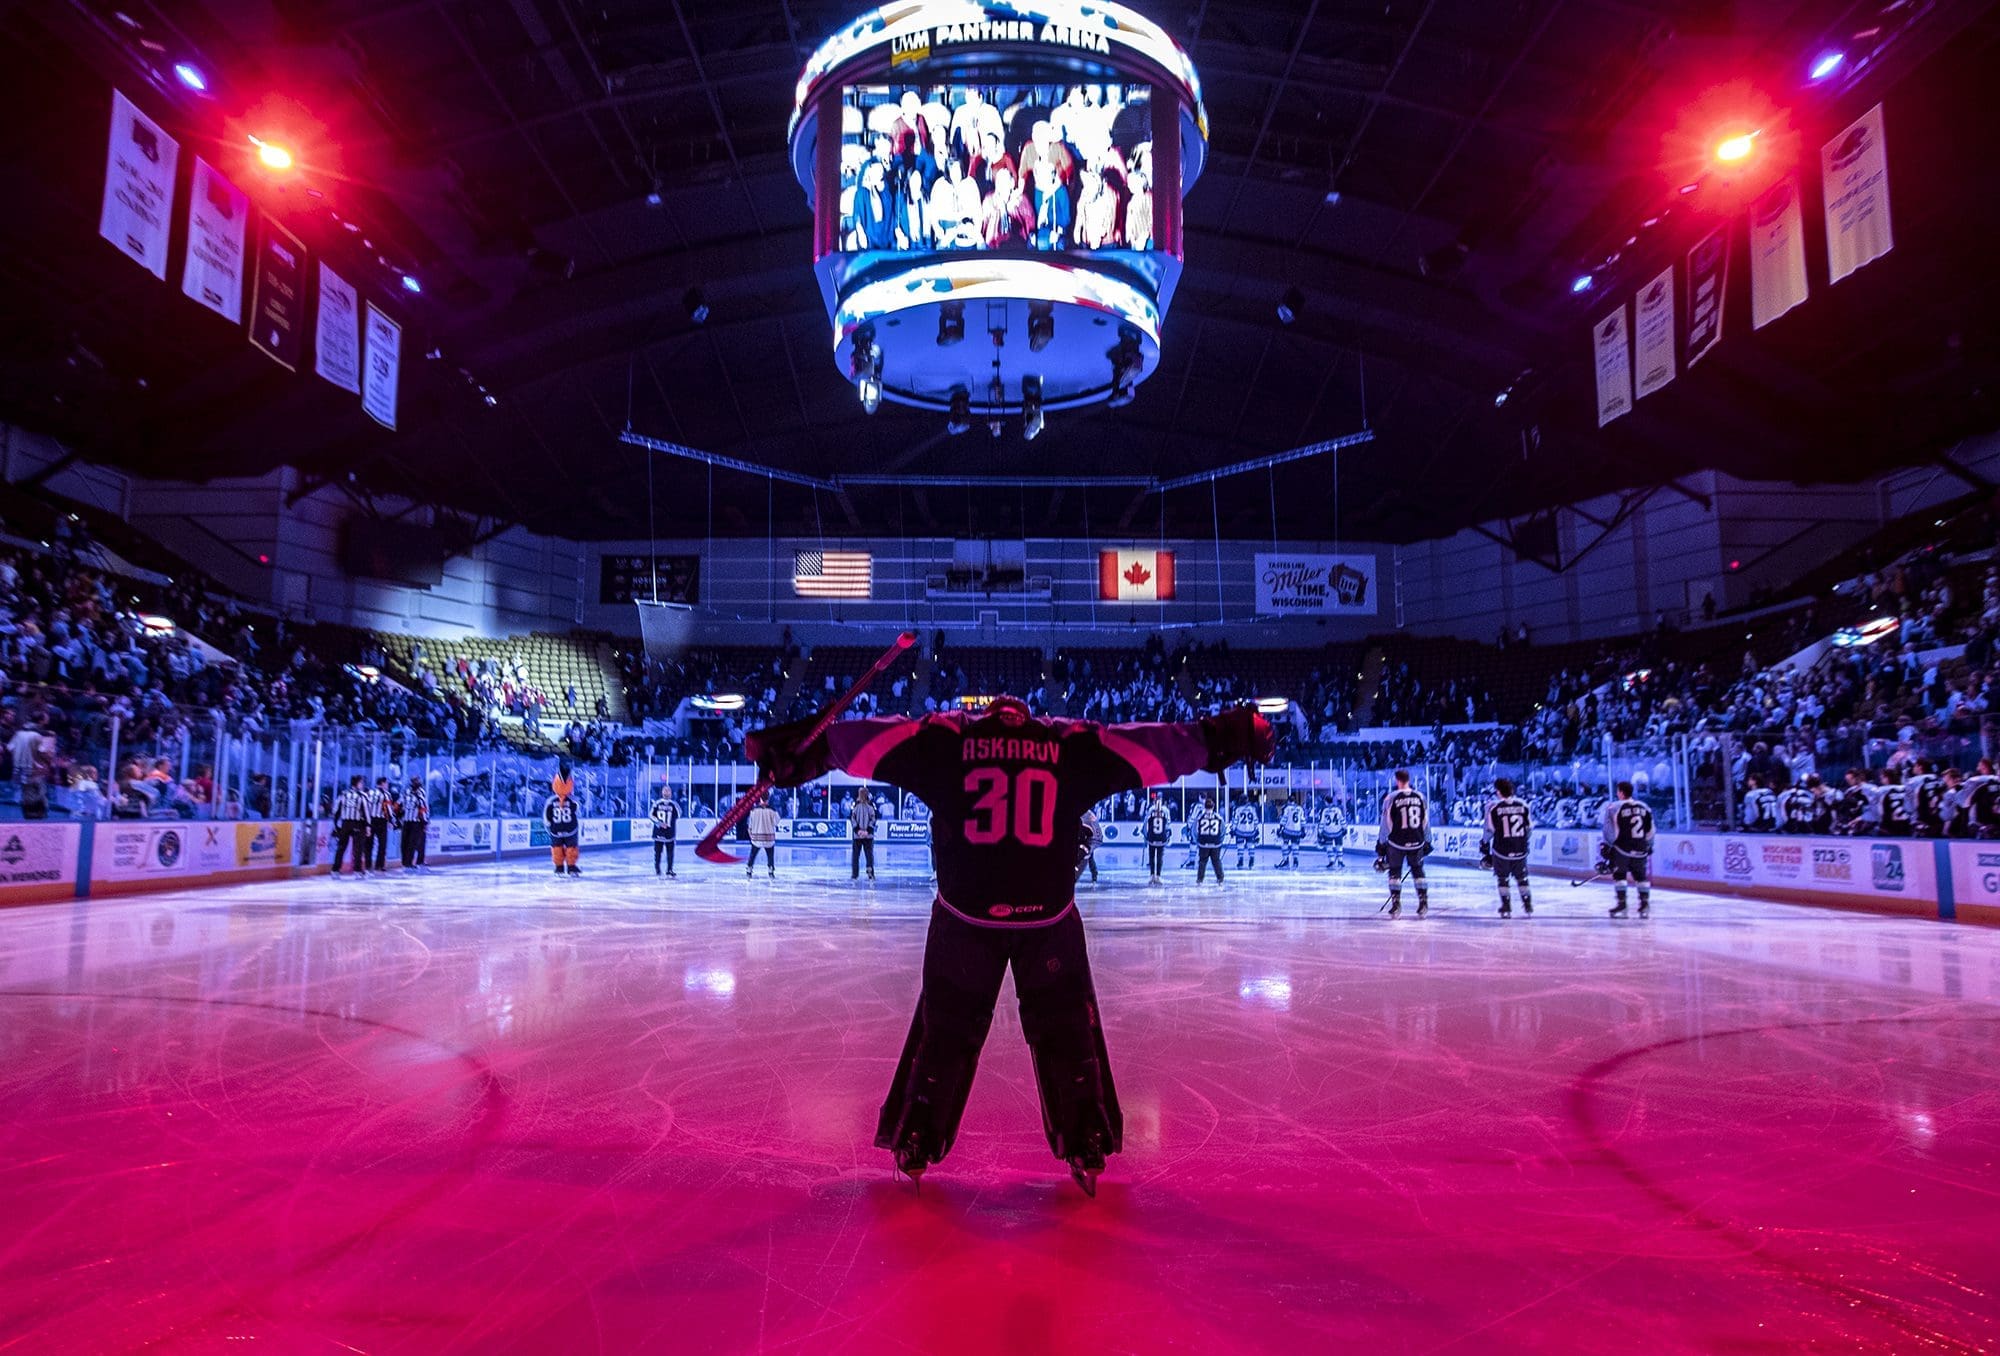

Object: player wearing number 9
[746,696,1274,1193]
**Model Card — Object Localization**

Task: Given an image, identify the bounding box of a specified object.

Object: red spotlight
[1714,131,1758,164]
[249,135,294,171]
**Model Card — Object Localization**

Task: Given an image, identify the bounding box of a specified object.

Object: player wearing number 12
[747,696,1274,1195]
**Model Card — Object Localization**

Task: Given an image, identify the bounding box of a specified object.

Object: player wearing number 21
[747,696,1274,1194]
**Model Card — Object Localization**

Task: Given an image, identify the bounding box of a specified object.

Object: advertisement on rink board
[1253,553,1377,617]
[0,823,83,900]
[884,820,931,843]
[93,821,296,885]
[427,818,496,855]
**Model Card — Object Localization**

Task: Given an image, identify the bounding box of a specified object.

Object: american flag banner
[794,550,873,599]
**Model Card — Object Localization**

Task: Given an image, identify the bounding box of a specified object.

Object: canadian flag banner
[1099,550,1175,602]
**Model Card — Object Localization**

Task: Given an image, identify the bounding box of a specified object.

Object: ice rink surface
[3,846,1998,1355]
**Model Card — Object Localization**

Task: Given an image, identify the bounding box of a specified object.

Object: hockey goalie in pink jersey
[748,696,1274,1195]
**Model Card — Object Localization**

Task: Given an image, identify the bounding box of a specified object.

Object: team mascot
[545,770,582,876]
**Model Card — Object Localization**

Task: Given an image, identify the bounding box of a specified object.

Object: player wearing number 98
[745,696,1274,1196]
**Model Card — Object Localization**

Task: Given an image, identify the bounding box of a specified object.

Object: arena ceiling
[2,0,1998,545]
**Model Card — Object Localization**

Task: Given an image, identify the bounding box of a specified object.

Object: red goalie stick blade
[696,632,917,865]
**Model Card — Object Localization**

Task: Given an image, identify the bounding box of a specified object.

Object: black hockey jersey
[1906,773,1944,825]
[1143,804,1173,844]
[1778,787,1824,833]
[1194,808,1224,845]
[650,797,678,841]
[543,795,580,841]
[1602,799,1655,854]
[1483,795,1531,859]
[1970,777,2000,834]
[821,710,1224,927]
[1877,784,1910,832]
[1378,787,1430,851]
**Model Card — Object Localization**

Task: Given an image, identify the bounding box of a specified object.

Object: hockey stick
[696,632,917,865]
[1376,860,1410,914]
[1568,871,1609,890]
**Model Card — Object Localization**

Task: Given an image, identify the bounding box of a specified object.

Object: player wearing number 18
[746,697,1275,1196]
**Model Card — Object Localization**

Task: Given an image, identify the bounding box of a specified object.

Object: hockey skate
[567,865,581,877]
[1608,901,1629,918]
[1521,899,1532,915]
[1387,900,1401,918]
[890,1131,931,1189]
[1415,900,1428,919]
[1067,1135,1107,1199]
[1498,902,1512,918]
[1638,902,1650,918]
[552,865,564,877]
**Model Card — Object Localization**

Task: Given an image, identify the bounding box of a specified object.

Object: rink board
[0,816,1988,923]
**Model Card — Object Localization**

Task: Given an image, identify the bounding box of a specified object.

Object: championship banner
[1749,174,1808,330]
[1253,552,1376,616]
[363,302,403,429]
[1099,549,1175,602]
[1823,103,1893,284]
[1632,266,1676,399]
[1684,227,1729,368]
[248,219,307,370]
[1592,307,1631,427]
[98,89,180,281]
[181,158,248,323]
[314,263,362,394]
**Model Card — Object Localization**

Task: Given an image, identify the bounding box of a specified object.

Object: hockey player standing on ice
[650,785,679,877]
[1231,798,1261,869]
[1193,795,1226,883]
[746,800,780,878]
[400,776,429,870]
[746,698,1272,1194]
[850,791,878,881]
[1602,781,1655,918]
[1317,799,1347,869]
[1076,806,1102,883]
[332,775,372,878]
[1142,793,1172,885]
[1481,777,1532,917]
[544,773,582,876]
[1375,770,1432,918]
[1277,799,1307,869]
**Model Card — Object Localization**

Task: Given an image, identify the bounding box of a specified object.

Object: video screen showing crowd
[839,83,1156,253]
[1737,759,2000,838]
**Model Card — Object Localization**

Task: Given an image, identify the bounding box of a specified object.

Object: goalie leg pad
[874,906,1006,1164]
[1015,911,1123,1161]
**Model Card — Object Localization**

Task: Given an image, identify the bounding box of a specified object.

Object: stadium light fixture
[1277,287,1304,326]
[401,274,422,294]
[173,62,207,92]
[938,300,966,347]
[1714,130,1758,164]
[1021,376,1045,441]
[1809,50,1845,81]
[1027,300,1055,353]
[248,135,293,171]
[683,287,710,324]
[1570,274,1595,294]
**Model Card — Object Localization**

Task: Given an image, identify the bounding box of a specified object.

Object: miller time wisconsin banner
[1633,265,1676,399]
[1749,174,1809,330]
[314,263,362,394]
[362,303,402,429]
[1684,227,1729,367]
[1592,307,1632,427]
[98,90,180,281]
[1254,553,1376,617]
[181,158,248,324]
[1099,549,1175,602]
[1823,103,1893,284]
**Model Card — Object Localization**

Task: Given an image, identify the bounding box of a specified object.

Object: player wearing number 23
[747,697,1274,1194]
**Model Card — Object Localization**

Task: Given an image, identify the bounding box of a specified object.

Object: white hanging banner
[1633,265,1676,399]
[1822,103,1894,284]
[180,158,248,323]
[1592,306,1632,427]
[1749,174,1808,330]
[362,302,402,429]
[98,90,180,281]
[1683,227,1729,368]
[314,264,362,394]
